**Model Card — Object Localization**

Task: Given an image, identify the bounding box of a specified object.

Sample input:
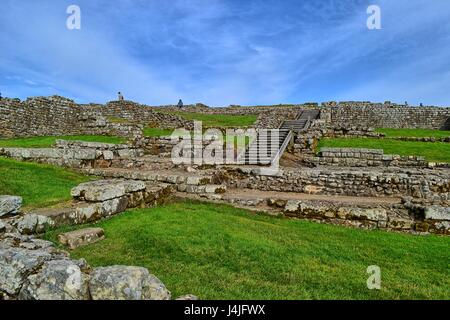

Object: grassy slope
[0,157,92,209]
[318,138,450,163]
[376,128,450,138]
[43,201,450,300]
[0,135,126,148]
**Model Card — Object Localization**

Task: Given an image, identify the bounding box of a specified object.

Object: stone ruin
[0,95,449,299]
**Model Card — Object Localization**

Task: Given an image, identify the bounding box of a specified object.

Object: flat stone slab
[58,227,105,249]
[71,179,146,202]
[0,196,22,217]
[425,206,450,221]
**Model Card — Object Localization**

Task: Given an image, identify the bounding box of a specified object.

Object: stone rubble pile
[0,232,174,300]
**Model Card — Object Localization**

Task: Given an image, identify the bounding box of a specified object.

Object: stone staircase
[240,109,320,166]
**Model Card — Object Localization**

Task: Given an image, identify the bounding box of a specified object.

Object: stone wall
[86,100,189,129]
[0,96,187,139]
[291,121,383,157]
[281,200,449,235]
[309,147,428,168]
[0,96,144,138]
[228,167,450,202]
[324,102,450,129]
[0,140,144,169]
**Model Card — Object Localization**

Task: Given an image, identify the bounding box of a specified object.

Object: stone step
[71,179,146,202]
[58,227,105,249]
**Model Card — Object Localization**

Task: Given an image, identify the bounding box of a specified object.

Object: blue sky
[1,0,449,106]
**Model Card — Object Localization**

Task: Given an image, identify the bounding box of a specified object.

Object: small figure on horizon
[405,101,408,106]
[0,92,2,101]
[118,91,124,101]
[177,99,183,109]
[420,103,423,107]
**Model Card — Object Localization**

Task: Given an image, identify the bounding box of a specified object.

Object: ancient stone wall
[324,102,450,129]
[309,147,428,168]
[0,96,187,138]
[228,167,450,202]
[0,140,144,169]
[86,100,189,129]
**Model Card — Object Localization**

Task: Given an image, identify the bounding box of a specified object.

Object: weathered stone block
[89,266,171,300]
[71,179,146,202]
[0,247,53,295]
[19,259,90,300]
[58,228,105,249]
[0,195,22,217]
[424,206,450,221]
[16,214,55,235]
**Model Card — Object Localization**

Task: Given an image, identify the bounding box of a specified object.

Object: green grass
[376,128,450,138]
[143,128,174,137]
[0,135,127,148]
[162,111,257,128]
[106,116,130,124]
[318,138,450,163]
[144,127,251,148]
[0,157,93,209]
[43,201,450,300]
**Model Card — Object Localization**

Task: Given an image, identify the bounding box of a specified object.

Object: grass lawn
[161,111,257,128]
[143,127,174,137]
[318,138,450,163]
[376,128,450,138]
[0,157,93,209]
[144,127,251,148]
[43,201,450,300]
[0,135,127,148]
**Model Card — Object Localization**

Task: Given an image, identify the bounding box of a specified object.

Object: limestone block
[425,206,450,221]
[16,214,55,235]
[58,228,105,249]
[89,266,171,300]
[19,259,90,300]
[0,195,22,217]
[284,200,301,213]
[71,179,145,202]
[0,247,53,295]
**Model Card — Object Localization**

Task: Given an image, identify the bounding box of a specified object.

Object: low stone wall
[0,140,144,169]
[281,200,449,235]
[143,136,177,156]
[291,122,383,157]
[391,136,450,143]
[309,147,428,168]
[228,167,450,202]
